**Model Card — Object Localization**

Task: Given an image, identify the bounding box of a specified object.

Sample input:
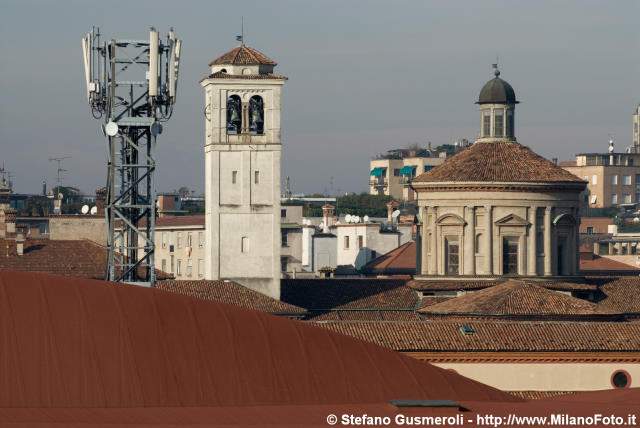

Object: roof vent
[459,325,475,335]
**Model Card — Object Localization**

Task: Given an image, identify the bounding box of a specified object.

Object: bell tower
[201,44,287,299]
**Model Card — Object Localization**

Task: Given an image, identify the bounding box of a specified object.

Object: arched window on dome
[226,95,241,135]
[249,95,264,135]
[482,110,491,137]
[494,108,504,137]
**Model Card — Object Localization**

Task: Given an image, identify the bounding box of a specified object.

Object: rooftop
[208,45,277,66]
[412,142,586,184]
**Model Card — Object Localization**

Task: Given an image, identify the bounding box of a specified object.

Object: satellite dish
[105,121,119,136]
[392,210,401,218]
[364,215,369,223]
[354,216,360,223]
[90,206,98,215]
[634,217,639,223]
[57,193,63,200]
[344,214,352,223]
[318,221,325,229]
[81,205,89,214]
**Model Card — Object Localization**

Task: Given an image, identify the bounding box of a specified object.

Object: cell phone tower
[82,27,182,286]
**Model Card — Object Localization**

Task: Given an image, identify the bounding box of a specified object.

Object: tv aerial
[82,27,182,287]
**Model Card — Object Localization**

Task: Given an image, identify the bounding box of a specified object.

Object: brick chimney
[95,187,106,215]
[16,232,24,256]
[4,208,16,237]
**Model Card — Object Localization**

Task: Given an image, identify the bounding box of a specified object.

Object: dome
[477,68,518,104]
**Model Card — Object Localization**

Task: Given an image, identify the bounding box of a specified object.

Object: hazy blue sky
[1,0,638,195]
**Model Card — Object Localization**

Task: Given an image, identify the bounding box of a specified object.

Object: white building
[201,45,287,299]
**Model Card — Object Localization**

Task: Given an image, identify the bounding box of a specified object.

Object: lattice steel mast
[82,27,182,286]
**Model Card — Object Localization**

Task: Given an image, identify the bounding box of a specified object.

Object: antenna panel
[148,29,159,97]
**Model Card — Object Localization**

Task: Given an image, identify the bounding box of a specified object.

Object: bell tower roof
[477,65,518,105]
[208,45,277,66]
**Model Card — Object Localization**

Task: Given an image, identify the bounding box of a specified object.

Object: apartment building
[369,153,446,201]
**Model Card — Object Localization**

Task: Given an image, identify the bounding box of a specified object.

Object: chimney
[552,158,558,165]
[95,187,106,215]
[322,204,335,232]
[16,232,24,256]
[5,209,16,235]
[386,201,400,222]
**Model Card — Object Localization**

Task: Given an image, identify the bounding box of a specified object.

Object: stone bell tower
[201,44,287,299]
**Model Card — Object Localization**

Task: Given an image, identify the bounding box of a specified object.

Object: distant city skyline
[1,0,638,195]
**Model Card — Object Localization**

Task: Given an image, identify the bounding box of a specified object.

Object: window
[623,175,632,185]
[169,232,175,245]
[636,193,640,203]
[162,232,167,248]
[281,256,288,272]
[344,236,350,249]
[358,235,363,249]
[393,168,401,176]
[611,370,630,389]
[176,259,182,276]
[254,170,260,184]
[424,165,433,172]
[586,226,594,234]
[177,232,183,249]
[506,109,514,137]
[592,175,598,185]
[612,175,618,185]
[241,236,249,253]
[187,232,192,248]
[536,230,544,255]
[161,259,167,272]
[170,255,174,274]
[371,250,377,259]
[636,174,640,185]
[198,232,204,248]
[281,231,288,247]
[482,110,491,137]
[612,194,618,204]
[187,259,193,277]
[281,209,287,218]
[494,109,504,137]
[624,194,632,204]
[249,95,264,135]
[198,259,204,277]
[475,233,482,254]
[232,171,238,184]
[503,237,519,274]
[226,95,241,134]
[629,158,634,166]
[445,237,459,275]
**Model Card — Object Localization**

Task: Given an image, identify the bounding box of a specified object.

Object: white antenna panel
[169,39,182,100]
[90,206,98,215]
[148,28,159,97]
[82,35,91,102]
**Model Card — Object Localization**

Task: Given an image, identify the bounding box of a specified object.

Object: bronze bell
[229,107,240,123]
[251,107,263,124]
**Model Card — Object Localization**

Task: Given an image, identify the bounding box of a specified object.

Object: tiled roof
[281,278,418,310]
[559,160,577,167]
[419,281,604,316]
[315,321,640,352]
[205,71,287,80]
[597,277,640,313]
[508,391,575,400]
[157,280,306,314]
[0,239,171,280]
[306,310,422,321]
[208,45,277,66]
[580,254,640,273]
[361,241,416,274]
[412,142,586,184]
[419,296,456,309]
[408,279,597,292]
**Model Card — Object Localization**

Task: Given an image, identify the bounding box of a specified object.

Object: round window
[611,370,630,389]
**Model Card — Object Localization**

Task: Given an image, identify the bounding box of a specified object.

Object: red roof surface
[361,241,417,274]
[0,270,516,410]
[412,142,586,184]
[208,45,277,66]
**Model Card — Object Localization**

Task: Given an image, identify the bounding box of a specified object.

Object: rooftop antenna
[48,156,71,185]
[285,176,292,199]
[236,16,244,45]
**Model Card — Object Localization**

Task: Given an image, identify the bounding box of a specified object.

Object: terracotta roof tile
[208,45,277,66]
[412,142,586,184]
[508,391,575,400]
[205,71,287,80]
[419,281,604,316]
[157,280,306,314]
[306,310,422,321]
[597,277,640,312]
[580,254,640,273]
[281,278,418,310]
[419,296,456,309]
[315,321,640,352]
[361,241,416,274]
[408,279,597,292]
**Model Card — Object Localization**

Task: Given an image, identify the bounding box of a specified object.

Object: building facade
[370,155,446,201]
[201,45,286,299]
[412,67,586,278]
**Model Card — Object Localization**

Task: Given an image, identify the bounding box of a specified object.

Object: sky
[1,0,638,196]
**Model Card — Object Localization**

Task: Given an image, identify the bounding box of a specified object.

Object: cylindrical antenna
[149,28,159,98]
